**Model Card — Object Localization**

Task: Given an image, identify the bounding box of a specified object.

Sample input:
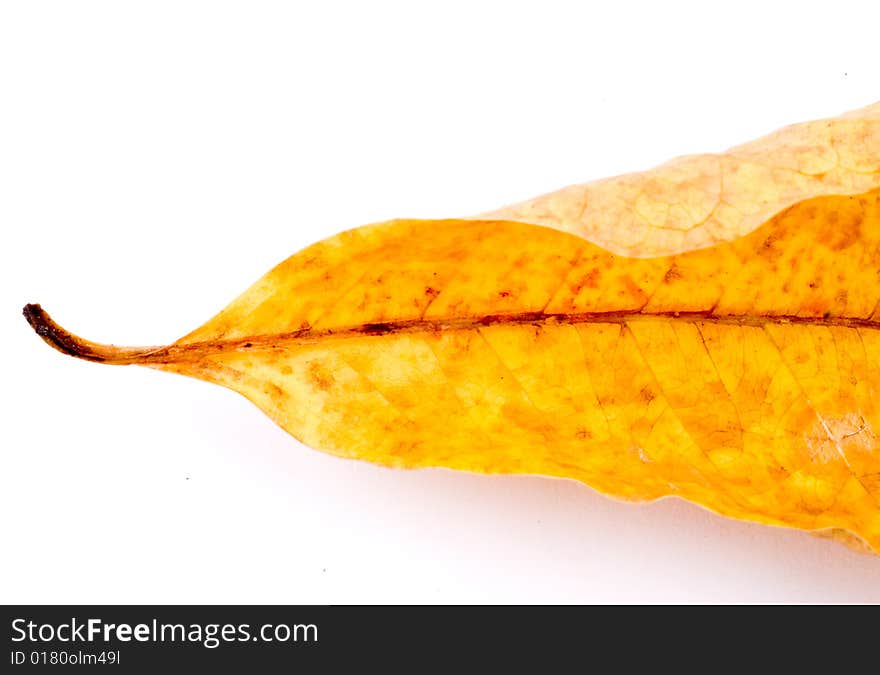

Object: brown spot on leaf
[265,382,285,398]
[583,268,600,289]
[639,386,656,403]
[663,265,682,283]
[307,361,335,391]
[818,202,864,251]
[758,232,783,262]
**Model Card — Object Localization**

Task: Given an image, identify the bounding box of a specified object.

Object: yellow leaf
[25,102,880,552]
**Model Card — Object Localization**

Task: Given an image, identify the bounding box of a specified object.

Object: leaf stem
[22,303,161,365]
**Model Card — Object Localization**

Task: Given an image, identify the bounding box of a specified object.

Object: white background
[2,1,880,604]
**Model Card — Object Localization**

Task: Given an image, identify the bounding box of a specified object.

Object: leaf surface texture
[26,102,880,552]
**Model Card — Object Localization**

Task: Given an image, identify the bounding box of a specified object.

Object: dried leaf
[25,103,880,552]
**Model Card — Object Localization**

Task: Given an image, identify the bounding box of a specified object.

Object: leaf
[25,102,880,553]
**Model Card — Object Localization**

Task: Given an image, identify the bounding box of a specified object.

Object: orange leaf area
[25,104,880,552]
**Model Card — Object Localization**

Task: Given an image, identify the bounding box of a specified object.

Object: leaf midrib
[148,309,879,364]
[24,302,879,366]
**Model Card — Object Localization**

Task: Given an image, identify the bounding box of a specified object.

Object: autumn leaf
[25,102,880,553]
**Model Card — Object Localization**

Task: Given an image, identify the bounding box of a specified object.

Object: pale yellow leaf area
[478,102,880,256]
[25,102,880,553]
